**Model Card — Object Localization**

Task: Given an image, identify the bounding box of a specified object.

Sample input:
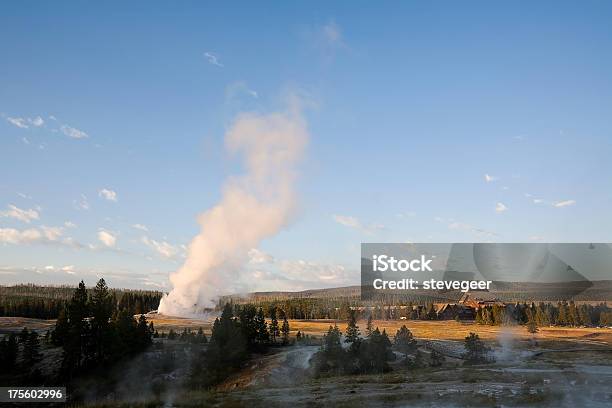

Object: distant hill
[224,280,612,304]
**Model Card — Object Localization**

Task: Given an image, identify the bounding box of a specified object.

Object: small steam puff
[158,106,308,316]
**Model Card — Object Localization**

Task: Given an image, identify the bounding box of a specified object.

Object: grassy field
[289,319,612,345]
[4,314,611,346]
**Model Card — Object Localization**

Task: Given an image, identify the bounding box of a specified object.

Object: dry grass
[135,315,612,346]
[287,319,612,344]
[5,314,610,346]
[144,314,216,334]
[0,316,56,334]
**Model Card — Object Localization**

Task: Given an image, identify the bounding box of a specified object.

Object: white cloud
[41,226,63,241]
[29,116,44,127]
[0,204,40,223]
[61,265,76,275]
[332,214,361,228]
[141,236,179,259]
[0,225,64,245]
[204,52,223,67]
[60,124,88,139]
[484,174,498,183]
[6,117,29,129]
[0,228,44,244]
[132,223,149,232]
[98,230,117,247]
[74,194,90,210]
[279,259,349,284]
[248,248,274,265]
[533,198,544,204]
[495,202,508,213]
[64,221,77,228]
[553,200,576,208]
[98,188,118,202]
[5,115,44,129]
[332,214,384,233]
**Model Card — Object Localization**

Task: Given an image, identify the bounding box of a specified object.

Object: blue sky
[1,2,611,291]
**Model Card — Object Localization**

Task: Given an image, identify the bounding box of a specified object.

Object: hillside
[223,280,612,304]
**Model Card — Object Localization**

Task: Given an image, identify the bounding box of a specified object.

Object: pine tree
[61,280,90,375]
[557,302,569,326]
[196,327,207,343]
[430,348,445,367]
[137,314,152,349]
[578,304,591,326]
[366,314,373,337]
[114,308,138,354]
[280,310,290,345]
[426,303,437,320]
[52,307,69,346]
[344,309,361,352]
[269,307,279,343]
[23,331,42,365]
[0,333,18,370]
[323,325,342,352]
[394,325,417,361]
[255,308,269,344]
[19,327,29,343]
[197,303,248,386]
[238,305,258,350]
[526,319,537,334]
[569,301,579,326]
[168,328,177,340]
[358,327,392,373]
[463,332,494,364]
[90,278,114,363]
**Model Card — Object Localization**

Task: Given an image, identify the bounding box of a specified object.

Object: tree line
[190,303,291,388]
[51,279,154,378]
[476,301,611,327]
[229,297,611,328]
[0,284,163,319]
[312,310,396,375]
[224,299,441,321]
[312,312,497,377]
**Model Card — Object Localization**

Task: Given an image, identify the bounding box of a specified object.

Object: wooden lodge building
[433,291,506,320]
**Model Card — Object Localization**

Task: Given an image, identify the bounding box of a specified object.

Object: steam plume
[158,105,308,316]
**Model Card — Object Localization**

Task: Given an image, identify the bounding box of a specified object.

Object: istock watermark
[361,243,609,301]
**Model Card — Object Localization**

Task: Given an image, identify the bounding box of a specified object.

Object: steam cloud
[158,105,308,316]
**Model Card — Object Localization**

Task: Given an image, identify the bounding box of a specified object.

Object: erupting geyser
[158,104,308,316]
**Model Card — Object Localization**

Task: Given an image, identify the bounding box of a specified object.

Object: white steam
[158,105,308,316]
